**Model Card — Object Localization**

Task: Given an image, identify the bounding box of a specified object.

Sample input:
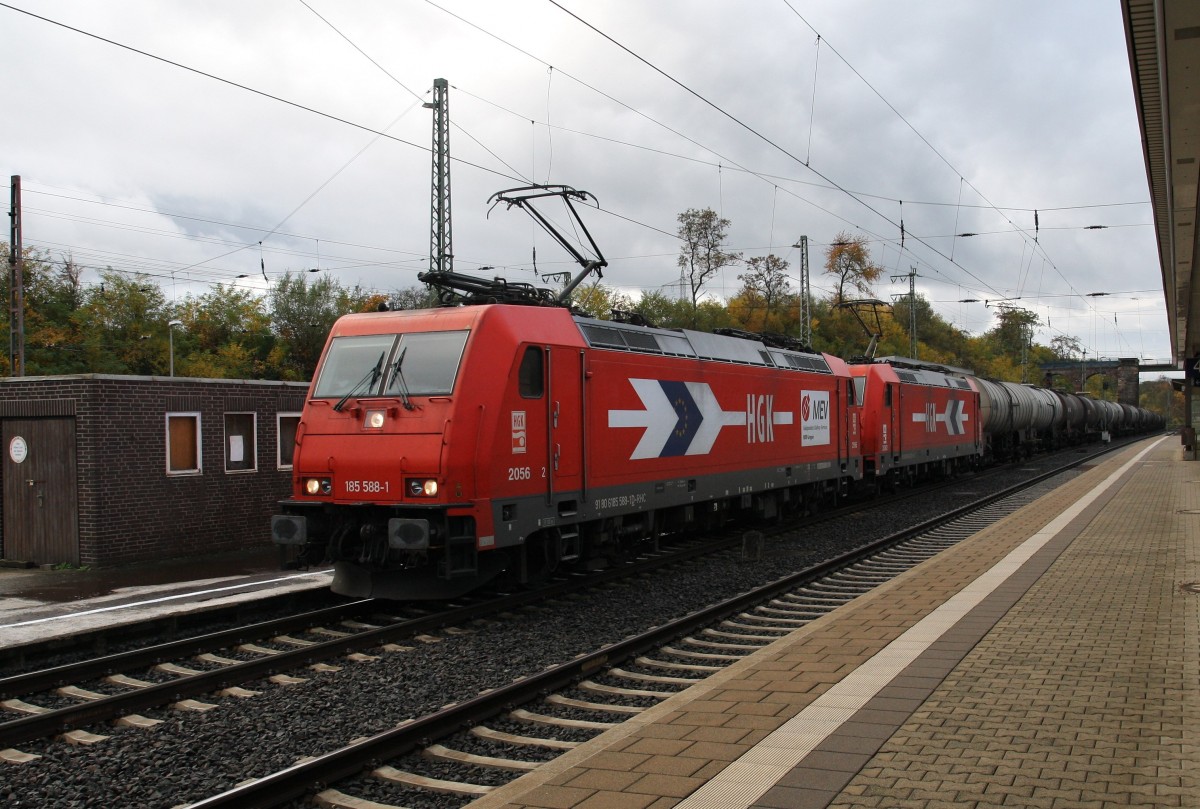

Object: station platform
[0,546,333,650]
[468,435,1198,809]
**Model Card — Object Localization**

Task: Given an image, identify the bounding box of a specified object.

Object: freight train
[270,186,1163,599]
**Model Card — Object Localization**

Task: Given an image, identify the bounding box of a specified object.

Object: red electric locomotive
[851,359,984,486]
[272,187,865,598]
[271,300,865,598]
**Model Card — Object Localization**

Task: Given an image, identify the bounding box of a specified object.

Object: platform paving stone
[464,439,1197,809]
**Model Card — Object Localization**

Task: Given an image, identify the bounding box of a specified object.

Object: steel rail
[0,598,373,699]
[0,536,731,749]
[184,439,1133,808]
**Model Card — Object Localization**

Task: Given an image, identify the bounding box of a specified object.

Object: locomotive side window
[853,377,866,405]
[519,346,544,398]
[885,384,893,407]
[166,412,202,476]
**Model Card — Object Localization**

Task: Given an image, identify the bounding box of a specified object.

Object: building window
[225,412,257,473]
[166,412,202,475]
[278,413,301,469]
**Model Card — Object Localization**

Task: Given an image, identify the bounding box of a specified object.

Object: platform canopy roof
[1123,0,1200,365]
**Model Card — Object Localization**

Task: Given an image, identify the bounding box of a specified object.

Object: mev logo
[800,390,830,446]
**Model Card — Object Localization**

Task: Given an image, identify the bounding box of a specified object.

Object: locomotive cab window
[384,330,469,396]
[518,346,544,398]
[314,330,469,400]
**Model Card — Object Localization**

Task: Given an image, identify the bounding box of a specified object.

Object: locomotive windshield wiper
[332,352,384,412]
[387,346,416,410]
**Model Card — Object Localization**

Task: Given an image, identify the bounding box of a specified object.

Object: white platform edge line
[675,438,1164,809]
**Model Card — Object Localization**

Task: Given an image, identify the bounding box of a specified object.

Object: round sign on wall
[9,436,28,464]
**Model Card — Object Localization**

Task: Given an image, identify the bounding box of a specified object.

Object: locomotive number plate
[345,480,389,494]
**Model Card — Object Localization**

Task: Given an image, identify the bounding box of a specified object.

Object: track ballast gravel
[0,455,1087,809]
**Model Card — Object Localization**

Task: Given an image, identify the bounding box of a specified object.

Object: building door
[3,418,79,565]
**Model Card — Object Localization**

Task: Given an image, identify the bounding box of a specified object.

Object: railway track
[177,441,1123,809]
[0,538,722,754]
[0,439,1063,755]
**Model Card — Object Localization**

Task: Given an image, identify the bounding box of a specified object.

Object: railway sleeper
[579,679,673,700]
[720,619,792,634]
[470,725,580,750]
[702,627,778,643]
[737,612,809,626]
[681,636,763,652]
[610,667,704,685]
[423,742,540,772]
[372,765,492,796]
[508,707,615,730]
[1,699,49,716]
[634,656,722,673]
[658,644,741,661]
[546,694,644,715]
[56,685,107,702]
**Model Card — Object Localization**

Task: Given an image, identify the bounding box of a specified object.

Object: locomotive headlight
[304,477,332,496]
[365,409,386,429]
[406,478,438,497]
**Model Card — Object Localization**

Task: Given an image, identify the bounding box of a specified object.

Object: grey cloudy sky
[1,1,1168,366]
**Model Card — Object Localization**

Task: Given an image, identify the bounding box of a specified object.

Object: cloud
[0,0,1166,361]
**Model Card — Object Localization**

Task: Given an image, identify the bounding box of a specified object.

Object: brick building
[0,375,309,567]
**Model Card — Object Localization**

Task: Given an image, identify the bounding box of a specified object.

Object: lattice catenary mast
[425,78,452,274]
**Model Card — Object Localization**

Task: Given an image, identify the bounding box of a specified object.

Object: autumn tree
[630,290,690,329]
[172,283,275,378]
[730,254,792,332]
[676,208,740,326]
[570,280,633,320]
[389,285,440,311]
[1049,334,1083,360]
[1,247,89,375]
[824,231,882,303]
[268,272,376,380]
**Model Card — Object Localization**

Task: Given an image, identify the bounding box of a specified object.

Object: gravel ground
[0,452,1091,809]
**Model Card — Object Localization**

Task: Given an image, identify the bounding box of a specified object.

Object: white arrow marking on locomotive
[609,379,791,459]
[684,382,747,455]
[607,378,681,460]
[911,400,968,435]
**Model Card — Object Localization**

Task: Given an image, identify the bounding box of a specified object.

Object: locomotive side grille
[581,325,629,348]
